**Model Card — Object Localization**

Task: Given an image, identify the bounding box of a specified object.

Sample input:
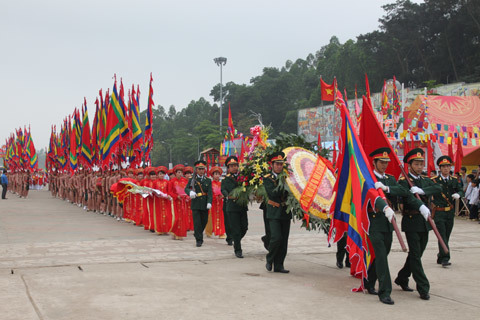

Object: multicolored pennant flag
[102,84,123,168]
[328,86,386,291]
[129,85,143,167]
[228,102,235,140]
[91,98,99,165]
[25,127,38,172]
[70,117,78,172]
[81,98,93,167]
[143,73,154,164]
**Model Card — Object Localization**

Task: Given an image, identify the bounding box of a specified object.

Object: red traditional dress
[211,180,226,236]
[168,177,188,238]
[124,191,133,222]
[153,179,173,234]
[143,178,155,231]
[135,178,148,226]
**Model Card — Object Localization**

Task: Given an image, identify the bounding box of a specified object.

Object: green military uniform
[260,201,270,250]
[221,156,248,258]
[364,173,409,299]
[223,195,233,245]
[395,149,442,299]
[431,156,464,265]
[336,233,350,268]
[185,162,213,246]
[264,152,292,273]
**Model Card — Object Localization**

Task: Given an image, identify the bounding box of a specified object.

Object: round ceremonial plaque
[283,147,336,220]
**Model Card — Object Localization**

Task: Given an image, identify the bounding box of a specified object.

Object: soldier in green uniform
[335,233,350,269]
[431,156,463,267]
[185,160,213,247]
[394,148,441,300]
[221,156,249,258]
[264,152,292,273]
[364,148,411,305]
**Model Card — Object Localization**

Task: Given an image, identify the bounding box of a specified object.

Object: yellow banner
[299,156,327,216]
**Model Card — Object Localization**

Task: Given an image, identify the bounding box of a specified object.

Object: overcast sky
[0,0,423,149]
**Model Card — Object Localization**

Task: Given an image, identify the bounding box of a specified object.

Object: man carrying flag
[328,86,399,305]
[395,148,441,300]
[364,148,425,305]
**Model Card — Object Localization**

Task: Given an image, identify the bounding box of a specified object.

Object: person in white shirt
[468,179,479,220]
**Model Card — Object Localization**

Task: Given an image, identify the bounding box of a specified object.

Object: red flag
[320,79,334,101]
[317,133,321,149]
[239,138,246,162]
[359,96,402,179]
[365,73,371,100]
[228,102,235,139]
[427,140,435,176]
[448,135,454,160]
[454,137,463,173]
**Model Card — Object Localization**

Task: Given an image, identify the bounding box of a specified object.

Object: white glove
[419,204,431,221]
[375,181,389,192]
[383,206,395,223]
[452,193,460,200]
[410,186,425,195]
[189,191,197,199]
[206,203,212,210]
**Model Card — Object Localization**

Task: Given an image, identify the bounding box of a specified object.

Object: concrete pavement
[0,189,479,319]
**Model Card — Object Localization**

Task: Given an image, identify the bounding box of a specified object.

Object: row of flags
[46,74,154,173]
[3,126,38,172]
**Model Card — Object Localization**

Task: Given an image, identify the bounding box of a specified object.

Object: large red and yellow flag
[320,78,334,101]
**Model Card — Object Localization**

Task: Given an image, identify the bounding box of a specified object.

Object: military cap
[369,147,391,162]
[194,160,206,168]
[404,148,425,164]
[437,155,453,167]
[268,151,286,163]
[225,156,239,167]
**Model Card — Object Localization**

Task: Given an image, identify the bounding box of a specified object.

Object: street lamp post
[214,57,227,131]
[187,133,200,160]
[160,141,172,169]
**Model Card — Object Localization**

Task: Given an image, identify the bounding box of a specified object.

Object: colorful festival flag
[329,87,385,291]
[143,73,154,164]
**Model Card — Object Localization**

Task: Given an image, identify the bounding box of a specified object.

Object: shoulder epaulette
[226,174,231,177]
[385,173,393,177]
[264,173,271,178]
[399,176,406,180]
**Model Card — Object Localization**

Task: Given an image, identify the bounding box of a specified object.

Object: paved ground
[0,189,479,320]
